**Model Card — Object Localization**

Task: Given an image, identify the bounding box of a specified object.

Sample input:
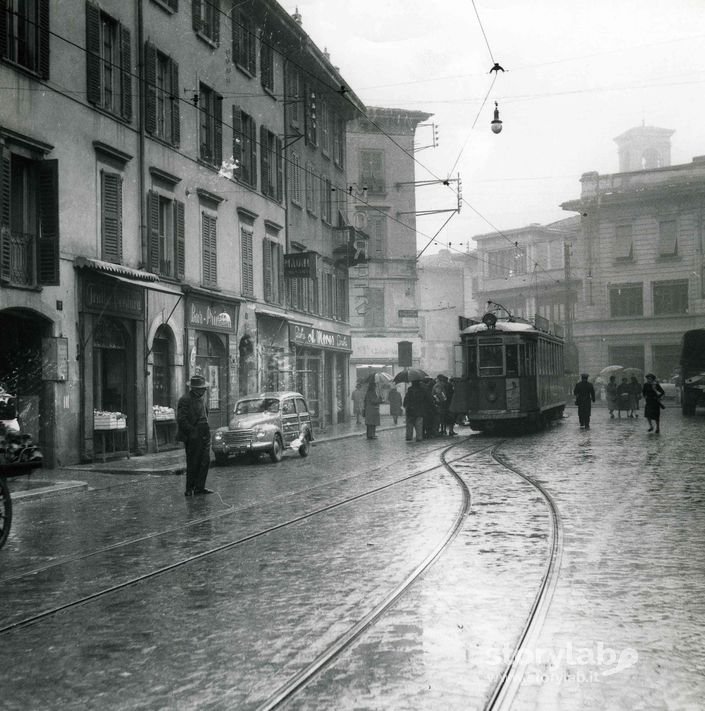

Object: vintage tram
[450,311,567,432]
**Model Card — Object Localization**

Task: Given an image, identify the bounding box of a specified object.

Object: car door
[280,397,299,444]
[295,397,311,436]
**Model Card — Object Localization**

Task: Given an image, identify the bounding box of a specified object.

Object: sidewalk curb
[10,424,406,501]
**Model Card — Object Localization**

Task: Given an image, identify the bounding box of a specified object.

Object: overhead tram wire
[11,7,552,282]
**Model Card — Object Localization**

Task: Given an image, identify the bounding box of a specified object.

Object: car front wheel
[269,435,283,463]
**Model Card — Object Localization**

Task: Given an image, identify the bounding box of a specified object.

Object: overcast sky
[285,0,705,256]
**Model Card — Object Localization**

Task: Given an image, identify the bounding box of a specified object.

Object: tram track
[481,443,564,711]
[0,437,495,637]
[255,438,564,711]
[254,436,480,711]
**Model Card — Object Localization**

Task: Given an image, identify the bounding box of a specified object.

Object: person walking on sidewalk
[403,380,432,442]
[363,378,381,440]
[388,385,403,425]
[177,375,213,496]
[642,373,665,433]
[606,375,618,419]
[573,373,596,429]
[351,383,365,425]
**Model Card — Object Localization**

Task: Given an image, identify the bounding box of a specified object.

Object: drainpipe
[137,0,148,452]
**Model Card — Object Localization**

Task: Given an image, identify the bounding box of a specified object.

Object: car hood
[224,412,277,430]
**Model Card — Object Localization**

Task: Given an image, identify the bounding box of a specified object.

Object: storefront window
[152,326,172,407]
[93,318,127,412]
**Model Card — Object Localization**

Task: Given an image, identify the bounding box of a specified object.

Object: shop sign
[284,252,318,279]
[187,297,237,333]
[84,279,143,317]
[289,324,352,352]
[398,309,418,318]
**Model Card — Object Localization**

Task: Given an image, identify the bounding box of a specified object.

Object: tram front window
[479,343,504,376]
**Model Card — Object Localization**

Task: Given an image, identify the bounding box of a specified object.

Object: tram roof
[461,321,537,335]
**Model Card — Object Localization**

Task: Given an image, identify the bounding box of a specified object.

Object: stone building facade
[0,0,362,463]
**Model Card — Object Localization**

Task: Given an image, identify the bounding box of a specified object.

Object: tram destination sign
[289,324,352,352]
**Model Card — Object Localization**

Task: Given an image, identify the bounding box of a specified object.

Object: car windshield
[235,398,280,415]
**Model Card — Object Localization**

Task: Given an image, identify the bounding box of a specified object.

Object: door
[280,396,300,444]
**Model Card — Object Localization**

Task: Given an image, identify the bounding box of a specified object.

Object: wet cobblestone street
[1,408,704,710]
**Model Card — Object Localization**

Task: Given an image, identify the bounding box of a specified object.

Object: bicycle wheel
[0,477,12,549]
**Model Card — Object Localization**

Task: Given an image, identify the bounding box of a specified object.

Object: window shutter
[248,20,256,74]
[250,117,257,188]
[0,2,7,60]
[277,243,284,305]
[232,106,243,177]
[120,25,132,120]
[212,3,220,45]
[144,42,156,135]
[260,126,269,196]
[214,95,222,166]
[241,228,253,295]
[148,191,160,273]
[0,145,11,282]
[175,200,185,279]
[232,12,242,63]
[101,171,122,263]
[38,0,50,79]
[86,2,101,106]
[202,213,217,285]
[37,160,60,285]
[263,239,272,301]
[170,60,180,146]
[191,0,201,31]
[275,136,283,202]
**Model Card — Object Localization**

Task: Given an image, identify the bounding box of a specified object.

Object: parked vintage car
[211,391,314,466]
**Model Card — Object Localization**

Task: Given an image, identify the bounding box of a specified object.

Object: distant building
[472,218,580,371]
[562,126,705,379]
[345,106,431,384]
[416,249,480,377]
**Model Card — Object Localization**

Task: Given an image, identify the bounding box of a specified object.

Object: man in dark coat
[177,375,213,495]
[388,385,403,424]
[573,373,596,429]
[403,380,432,442]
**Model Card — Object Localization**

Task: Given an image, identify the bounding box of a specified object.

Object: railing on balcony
[5,231,36,287]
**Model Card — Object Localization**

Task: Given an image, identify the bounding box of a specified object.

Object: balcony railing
[4,231,35,287]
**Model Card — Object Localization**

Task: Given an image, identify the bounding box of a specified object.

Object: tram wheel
[0,478,12,550]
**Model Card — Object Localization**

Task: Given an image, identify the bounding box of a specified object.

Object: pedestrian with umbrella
[402,379,432,442]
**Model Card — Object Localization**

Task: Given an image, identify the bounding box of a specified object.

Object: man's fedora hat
[189,375,207,390]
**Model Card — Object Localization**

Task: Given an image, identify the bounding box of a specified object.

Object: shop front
[289,323,351,428]
[256,309,295,393]
[79,272,147,460]
[184,293,239,431]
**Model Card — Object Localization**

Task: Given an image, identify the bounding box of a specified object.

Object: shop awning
[255,306,289,321]
[74,257,182,295]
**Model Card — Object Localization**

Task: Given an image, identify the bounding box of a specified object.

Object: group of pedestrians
[352,374,457,443]
[573,372,666,433]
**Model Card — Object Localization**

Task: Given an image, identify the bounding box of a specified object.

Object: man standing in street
[574,373,596,429]
[177,375,213,496]
[403,380,431,442]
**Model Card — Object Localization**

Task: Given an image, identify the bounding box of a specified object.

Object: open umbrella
[622,367,643,380]
[595,365,624,383]
[393,368,429,383]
